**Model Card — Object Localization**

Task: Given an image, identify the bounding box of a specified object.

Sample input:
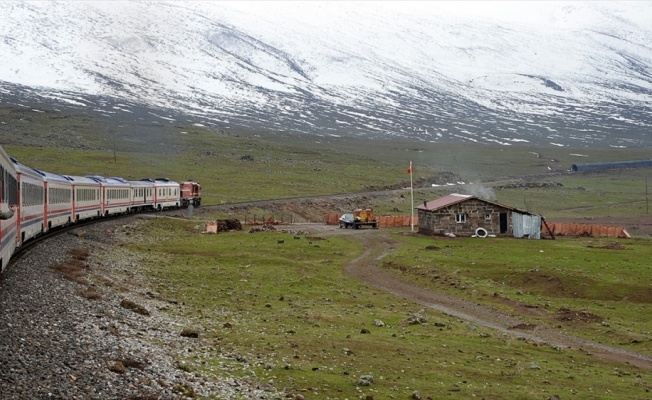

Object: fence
[543,223,630,238]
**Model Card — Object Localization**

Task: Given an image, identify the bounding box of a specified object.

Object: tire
[475,227,488,238]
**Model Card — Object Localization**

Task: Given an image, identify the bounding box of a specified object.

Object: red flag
[407,162,412,174]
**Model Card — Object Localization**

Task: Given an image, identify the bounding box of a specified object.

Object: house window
[485,213,492,220]
[455,213,467,223]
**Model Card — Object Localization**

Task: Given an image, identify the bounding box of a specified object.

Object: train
[0,145,201,278]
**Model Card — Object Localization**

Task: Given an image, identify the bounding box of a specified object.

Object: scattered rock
[180,327,199,338]
[108,361,125,374]
[358,375,374,386]
[119,299,150,316]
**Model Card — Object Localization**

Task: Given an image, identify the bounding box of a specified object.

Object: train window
[21,182,44,206]
[77,187,97,202]
[1,167,17,205]
[48,187,71,204]
[0,165,4,202]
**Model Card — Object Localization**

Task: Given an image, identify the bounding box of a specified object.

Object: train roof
[63,175,101,186]
[128,180,155,187]
[108,177,129,183]
[141,178,179,186]
[33,168,71,183]
[86,175,131,186]
[10,157,44,179]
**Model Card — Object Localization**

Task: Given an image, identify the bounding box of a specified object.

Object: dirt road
[312,224,652,370]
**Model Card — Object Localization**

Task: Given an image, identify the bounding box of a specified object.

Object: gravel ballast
[0,217,277,400]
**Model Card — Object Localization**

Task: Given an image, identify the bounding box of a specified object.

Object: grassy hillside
[2,106,651,220]
[3,106,651,398]
[113,218,651,399]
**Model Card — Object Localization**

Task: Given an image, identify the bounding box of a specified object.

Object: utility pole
[266,146,271,180]
[111,128,117,164]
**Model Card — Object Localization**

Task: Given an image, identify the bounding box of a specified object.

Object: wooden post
[541,217,555,240]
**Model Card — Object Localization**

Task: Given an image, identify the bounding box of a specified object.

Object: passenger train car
[36,168,74,232]
[1,148,18,273]
[12,158,46,245]
[0,145,201,279]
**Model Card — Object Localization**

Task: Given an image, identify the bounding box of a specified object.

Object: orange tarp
[544,222,630,238]
[325,214,340,225]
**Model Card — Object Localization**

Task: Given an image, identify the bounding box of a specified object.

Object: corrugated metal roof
[416,193,473,211]
[416,193,536,215]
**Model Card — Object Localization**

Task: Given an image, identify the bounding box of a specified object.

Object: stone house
[416,193,541,238]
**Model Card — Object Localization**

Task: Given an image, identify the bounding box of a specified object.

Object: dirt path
[315,226,652,370]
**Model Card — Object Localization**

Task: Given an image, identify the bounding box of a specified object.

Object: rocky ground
[0,217,279,400]
[2,201,651,400]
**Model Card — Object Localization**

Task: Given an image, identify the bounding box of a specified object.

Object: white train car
[1,146,18,273]
[65,175,101,222]
[89,176,132,216]
[151,178,180,211]
[12,158,45,245]
[128,179,155,212]
[35,169,73,231]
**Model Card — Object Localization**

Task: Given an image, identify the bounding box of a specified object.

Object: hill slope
[1,1,651,148]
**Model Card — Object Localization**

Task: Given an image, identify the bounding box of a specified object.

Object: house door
[499,213,508,233]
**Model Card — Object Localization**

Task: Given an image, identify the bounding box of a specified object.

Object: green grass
[494,170,652,218]
[4,107,652,218]
[120,218,651,399]
[4,104,652,399]
[380,234,652,356]
[5,127,418,204]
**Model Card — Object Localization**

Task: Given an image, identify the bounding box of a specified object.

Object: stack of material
[544,223,630,238]
[204,219,243,233]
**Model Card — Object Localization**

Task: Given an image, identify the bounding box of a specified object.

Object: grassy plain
[381,234,652,354]
[8,134,650,220]
[3,107,652,398]
[123,218,650,399]
[3,106,652,217]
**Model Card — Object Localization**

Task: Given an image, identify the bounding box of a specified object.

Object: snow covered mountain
[1,1,651,148]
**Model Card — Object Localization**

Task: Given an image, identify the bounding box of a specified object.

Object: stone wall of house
[418,199,514,236]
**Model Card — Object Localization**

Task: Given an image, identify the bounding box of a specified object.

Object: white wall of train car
[35,169,73,230]
[128,180,155,212]
[65,175,101,221]
[1,147,18,273]
[89,176,132,216]
[152,179,180,210]
[12,158,45,245]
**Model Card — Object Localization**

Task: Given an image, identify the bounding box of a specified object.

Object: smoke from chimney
[467,184,496,201]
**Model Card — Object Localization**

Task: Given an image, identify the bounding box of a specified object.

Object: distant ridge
[1,1,651,148]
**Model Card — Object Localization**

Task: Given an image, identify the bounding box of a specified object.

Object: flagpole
[410,161,414,232]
